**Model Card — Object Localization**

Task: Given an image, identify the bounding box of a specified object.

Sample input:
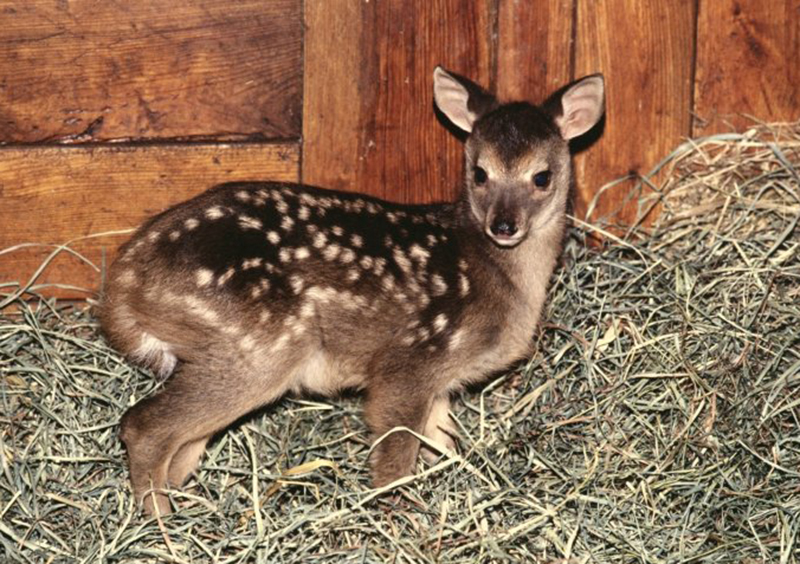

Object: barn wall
[1,0,797,296]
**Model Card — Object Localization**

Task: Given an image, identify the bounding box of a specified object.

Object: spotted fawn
[100,67,605,515]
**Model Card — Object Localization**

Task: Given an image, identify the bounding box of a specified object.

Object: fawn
[100,66,604,515]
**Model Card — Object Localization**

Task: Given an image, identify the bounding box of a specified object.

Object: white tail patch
[131,333,178,379]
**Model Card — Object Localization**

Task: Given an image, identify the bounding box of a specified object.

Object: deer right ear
[433,66,496,133]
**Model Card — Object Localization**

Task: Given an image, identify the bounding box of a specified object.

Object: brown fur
[100,68,604,514]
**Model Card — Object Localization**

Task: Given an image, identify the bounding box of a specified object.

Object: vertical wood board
[303,0,494,204]
[573,0,695,224]
[694,0,800,133]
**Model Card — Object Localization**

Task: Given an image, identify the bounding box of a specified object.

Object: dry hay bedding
[1,124,798,563]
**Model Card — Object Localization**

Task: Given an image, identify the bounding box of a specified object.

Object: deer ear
[546,74,605,140]
[433,66,496,133]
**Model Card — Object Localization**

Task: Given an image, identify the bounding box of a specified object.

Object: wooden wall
[1,0,798,296]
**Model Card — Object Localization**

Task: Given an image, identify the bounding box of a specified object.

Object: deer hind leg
[420,395,457,464]
[120,361,287,515]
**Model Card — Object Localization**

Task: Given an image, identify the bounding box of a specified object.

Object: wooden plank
[496,0,574,103]
[303,0,493,204]
[0,0,301,142]
[573,0,695,225]
[694,0,800,134]
[0,143,300,296]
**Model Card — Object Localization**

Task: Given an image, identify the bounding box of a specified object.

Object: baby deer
[100,67,604,515]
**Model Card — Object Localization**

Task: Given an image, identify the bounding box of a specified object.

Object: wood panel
[0,143,300,296]
[694,0,800,134]
[573,0,696,224]
[496,0,574,104]
[303,0,493,204]
[0,0,302,143]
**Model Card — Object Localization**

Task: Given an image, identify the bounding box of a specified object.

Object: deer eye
[533,170,551,188]
[473,166,488,185]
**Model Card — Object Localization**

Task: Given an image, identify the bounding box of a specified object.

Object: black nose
[490,219,518,237]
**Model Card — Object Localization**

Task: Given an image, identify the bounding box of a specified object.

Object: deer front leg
[364,376,434,488]
[420,395,457,464]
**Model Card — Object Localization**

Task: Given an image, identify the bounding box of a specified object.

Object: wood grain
[694,0,800,134]
[303,0,493,204]
[0,0,302,142]
[496,0,574,104]
[574,0,695,225]
[0,143,299,296]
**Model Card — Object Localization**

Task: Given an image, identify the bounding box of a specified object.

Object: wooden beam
[0,143,300,296]
[0,0,302,142]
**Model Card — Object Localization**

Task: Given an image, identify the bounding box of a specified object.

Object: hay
[1,123,798,563]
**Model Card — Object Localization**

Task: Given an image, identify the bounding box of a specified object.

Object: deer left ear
[546,74,605,141]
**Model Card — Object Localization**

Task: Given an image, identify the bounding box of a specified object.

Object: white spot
[426,234,437,247]
[433,313,448,333]
[276,200,289,214]
[267,231,280,244]
[251,278,271,298]
[235,190,251,202]
[205,206,225,220]
[196,268,213,287]
[184,218,200,231]
[240,335,255,351]
[269,333,290,354]
[184,296,219,324]
[459,274,471,297]
[218,267,235,286]
[418,327,431,341]
[409,244,430,262]
[169,230,181,241]
[242,257,263,270]
[449,328,465,350]
[147,231,160,243]
[298,206,310,220]
[306,285,335,304]
[431,274,448,296]
[339,248,356,263]
[331,225,344,237]
[131,333,177,379]
[346,268,360,282]
[381,275,396,292]
[295,247,310,260]
[258,310,272,324]
[350,234,364,248]
[393,248,412,273]
[239,215,262,230]
[306,224,319,234]
[279,248,292,263]
[366,202,380,214]
[360,255,374,270]
[458,259,469,271]
[312,232,328,248]
[386,212,398,224]
[280,216,294,231]
[384,235,394,248]
[117,269,137,287]
[289,275,305,294]
[401,334,416,347]
[299,301,316,318]
[322,244,341,261]
[373,257,387,276]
